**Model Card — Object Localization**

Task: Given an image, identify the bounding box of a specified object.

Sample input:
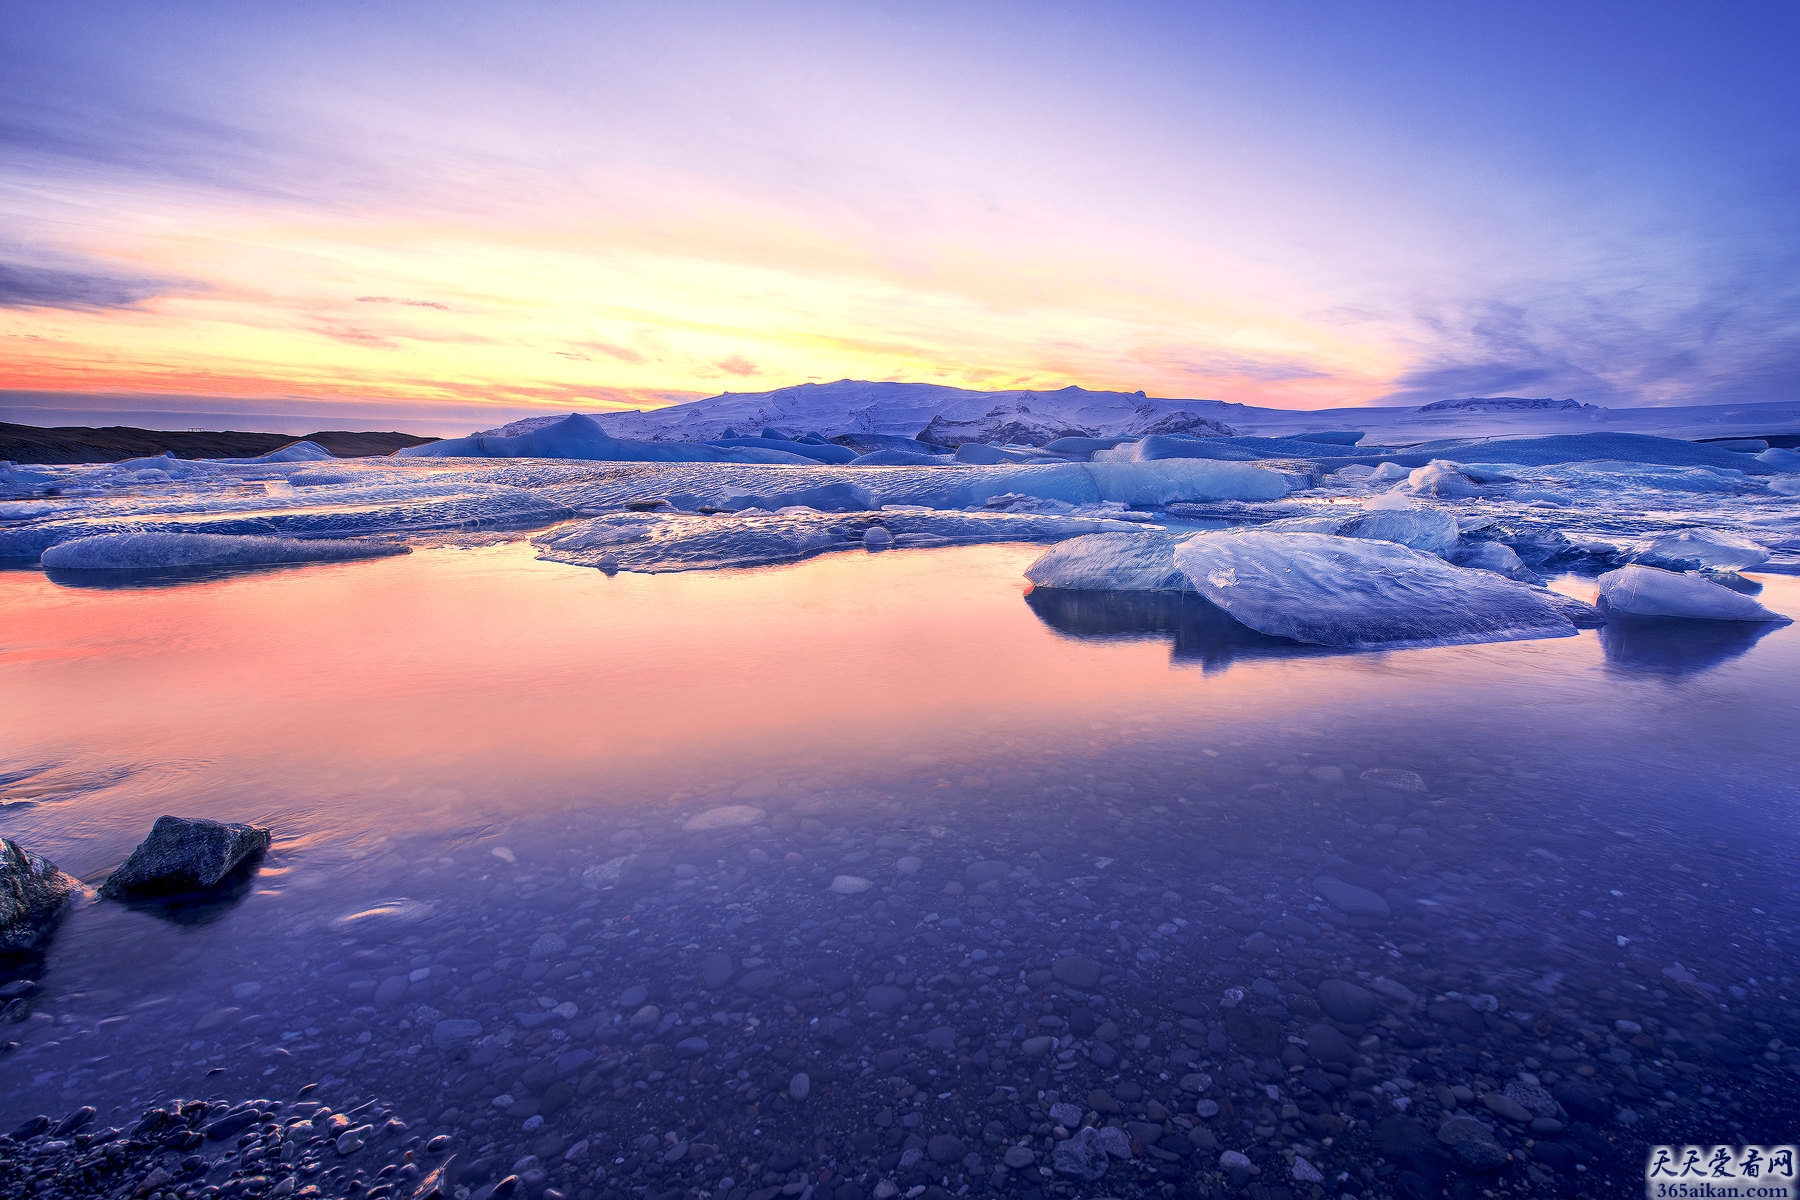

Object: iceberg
[1631,528,1771,572]
[533,508,1146,573]
[1172,530,1582,650]
[1258,506,1461,556]
[40,532,409,572]
[1023,532,1190,592]
[1398,460,1500,499]
[1596,565,1791,623]
[1449,540,1540,582]
[396,413,823,463]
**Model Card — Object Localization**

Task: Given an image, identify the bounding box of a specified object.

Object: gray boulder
[99,816,271,899]
[1,838,84,951]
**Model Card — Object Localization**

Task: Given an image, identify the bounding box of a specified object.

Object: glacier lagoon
[1,537,1798,1200]
[2,410,1800,1200]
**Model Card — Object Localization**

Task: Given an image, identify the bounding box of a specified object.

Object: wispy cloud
[0,262,177,311]
[357,296,452,310]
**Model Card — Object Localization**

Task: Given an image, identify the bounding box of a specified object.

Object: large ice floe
[534,509,1145,573]
[1028,530,1596,651]
[39,532,407,573]
[1597,565,1791,623]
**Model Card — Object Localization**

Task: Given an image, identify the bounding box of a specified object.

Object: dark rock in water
[1551,1078,1614,1123]
[1316,978,1381,1024]
[1051,954,1102,990]
[1050,1125,1108,1180]
[0,837,84,951]
[1436,1116,1508,1170]
[99,816,271,899]
[1374,1116,1457,1185]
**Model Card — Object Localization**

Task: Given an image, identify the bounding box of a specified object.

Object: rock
[1050,955,1102,990]
[927,1134,965,1164]
[1292,1156,1324,1183]
[1480,1092,1534,1123]
[700,953,735,988]
[1096,1126,1133,1158]
[1304,1021,1358,1065]
[1551,1078,1614,1123]
[0,837,83,950]
[528,933,567,960]
[1020,1035,1056,1057]
[1051,1126,1108,1181]
[964,860,1010,884]
[98,816,271,898]
[1436,1117,1508,1171]
[1313,875,1391,917]
[682,806,765,832]
[433,1019,483,1048]
[1362,768,1427,792]
[1503,1080,1562,1119]
[1048,1102,1083,1127]
[864,985,908,1012]
[830,875,873,894]
[1373,1117,1457,1185]
[788,1072,810,1100]
[1002,1146,1036,1168]
[1218,1150,1257,1183]
[1315,979,1382,1024]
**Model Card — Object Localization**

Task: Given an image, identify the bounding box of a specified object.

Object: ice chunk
[40,532,408,572]
[534,508,1144,573]
[1394,432,1773,471]
[396,413,821,463]
[853,449,955,465]
[1259,506,1461,556]
[1024,532,1190,592]
[1632,528,1771,572]
[241,440,334,463]
[1081,460,1288,504]
[953,442,1038,464]
[1400,460,1498,498]
[707,436,858,464]
[1364,462,1411,485]
[1756,446,1800,471]
[1596,565,1790,622]
[1450,540,1540,582]
[1171,531,1581,650]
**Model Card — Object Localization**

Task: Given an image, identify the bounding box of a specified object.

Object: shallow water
[2,544,1798,1199]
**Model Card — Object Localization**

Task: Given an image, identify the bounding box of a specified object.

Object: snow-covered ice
[1597,565,1791,623]
[1172,531,1586,650]
[1024,532,1190,592]
[39,532,408,572]
[1631,528,1771,572]
[534,508,1146,573]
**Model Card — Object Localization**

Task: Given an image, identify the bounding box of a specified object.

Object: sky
[2,0,1798,432]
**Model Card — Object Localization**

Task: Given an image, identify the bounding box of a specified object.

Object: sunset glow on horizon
[4,1,1797,426]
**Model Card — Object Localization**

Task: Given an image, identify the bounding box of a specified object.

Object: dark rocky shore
[0,422,436,465]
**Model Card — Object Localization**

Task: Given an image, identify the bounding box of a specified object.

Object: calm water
[2,544,1797,1200]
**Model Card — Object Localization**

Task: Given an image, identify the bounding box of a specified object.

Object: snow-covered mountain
[477,380,1800,446]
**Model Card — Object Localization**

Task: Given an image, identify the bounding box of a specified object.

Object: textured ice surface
[1597,565,1791,622]
[40,532,408,571]
[1632,528,1771,572]
[1172,531,1581,650]
[1259,506,1462,556]
[1757,447,1800,471]
[1024,532,1190,592]
[534,509,1144,573]
[396,414,822,464]
[1449,540,1540,582]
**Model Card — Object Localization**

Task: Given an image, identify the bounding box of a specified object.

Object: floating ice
[1756,446,1800,471]
[1024,532,1190,592]
[1450,540,1539,582]
[39,532,409,572]
[534,508,1145,573]
[1631,528,1771,572]
[1596,565,1791,623]
[397,414,822,463]
[1399,460,1504,498]
[1259,506,1461,556]
[1172,531,1582,650]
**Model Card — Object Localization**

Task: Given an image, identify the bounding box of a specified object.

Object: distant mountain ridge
[475,380,1800,446]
